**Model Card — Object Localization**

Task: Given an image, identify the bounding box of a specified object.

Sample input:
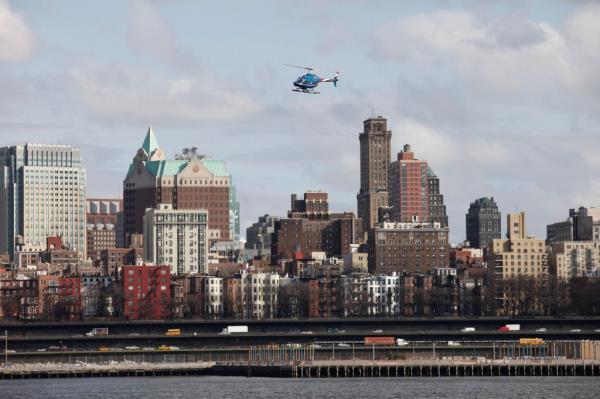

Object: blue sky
[1,0,600,243]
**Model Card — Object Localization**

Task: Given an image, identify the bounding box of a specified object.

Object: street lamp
[4,330,7,366]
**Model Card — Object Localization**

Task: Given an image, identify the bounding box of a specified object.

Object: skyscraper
[465,197,501,248]
[0,144,86,259]
[357,116,392,231]
[123,128,236,245]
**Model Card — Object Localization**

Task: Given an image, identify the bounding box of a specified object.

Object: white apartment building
[240,271,279,319]
[339,273,401,317]
[204,276,223,318]
[143,204,208,275]
[549,241,600,280]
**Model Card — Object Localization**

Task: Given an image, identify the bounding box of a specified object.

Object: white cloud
[372,5,600,107]
[0,0,34,61]
[71,68,261,124]
[127,0,201,71]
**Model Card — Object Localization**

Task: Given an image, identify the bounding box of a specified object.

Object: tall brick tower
[356,116,392,231]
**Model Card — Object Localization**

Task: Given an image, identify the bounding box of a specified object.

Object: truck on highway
[498,324,521,332]
[220,325,248,334]
[364,336,395,346]
[86,328,109,336]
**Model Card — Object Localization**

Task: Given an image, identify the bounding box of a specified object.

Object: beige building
[343,244,369,273]
[549,241,600,280]
[491,212,547,279]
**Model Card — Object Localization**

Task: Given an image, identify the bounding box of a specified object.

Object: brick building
[100,247,143,276]
[121,265,171,320]
[368,221,449,274]
[0,277,38,320]
[272,192,363,262]
[305,277,339,318]
[87,199,122,260]
[123,128,234,246]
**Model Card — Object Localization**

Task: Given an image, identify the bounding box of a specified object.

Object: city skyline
[2,0,600,242]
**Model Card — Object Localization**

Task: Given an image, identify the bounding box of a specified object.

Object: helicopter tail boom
[321,71,340,87]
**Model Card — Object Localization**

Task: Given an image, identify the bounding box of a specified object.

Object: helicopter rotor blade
[283,63,314,71]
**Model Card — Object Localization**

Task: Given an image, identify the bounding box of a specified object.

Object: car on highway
[37,348,47,352]
[127,332,140,337]
[396,339,409,347]
[142,347,155,351]
[595,329,600,332]
[372,329,383,334]
[460,327,476,332]
[169,346,180,351]
[448,341,462,346]
[48,346,61,351]
[158,345,172,351]
[312,344,322,349]
[98,346,110,352]
[125,346,140,350]
[289,329,301,334]
[536,328,547,332]
[338,343,350,347]
[570,329,582,332]
[301,331,313,335]
[4,349,16,353]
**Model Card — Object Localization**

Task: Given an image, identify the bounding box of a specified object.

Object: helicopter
[284,64,339,94]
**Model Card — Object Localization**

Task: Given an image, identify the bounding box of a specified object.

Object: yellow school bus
[519,338,545,346]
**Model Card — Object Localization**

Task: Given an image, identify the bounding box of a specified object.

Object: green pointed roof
[142,126,160,156]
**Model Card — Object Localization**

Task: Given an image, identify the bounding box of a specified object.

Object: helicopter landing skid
[292,89,319,94]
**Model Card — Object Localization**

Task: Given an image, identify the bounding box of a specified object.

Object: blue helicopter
[284,64,339,94]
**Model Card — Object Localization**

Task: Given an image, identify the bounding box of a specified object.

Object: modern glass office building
[0,144,86,259]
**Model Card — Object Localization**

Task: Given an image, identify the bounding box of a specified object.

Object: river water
[1,376,599,398]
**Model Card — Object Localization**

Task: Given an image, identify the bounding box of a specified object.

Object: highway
[3,330,600,352]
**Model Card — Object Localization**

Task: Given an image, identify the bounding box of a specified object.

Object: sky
[1,0,600,243]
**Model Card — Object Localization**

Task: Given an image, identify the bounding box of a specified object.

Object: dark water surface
[1,376,599,398]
